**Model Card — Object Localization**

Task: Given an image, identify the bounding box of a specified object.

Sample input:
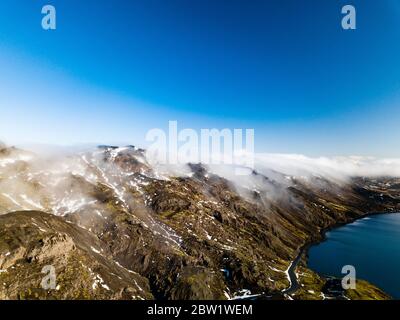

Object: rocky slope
[0,144,399,300]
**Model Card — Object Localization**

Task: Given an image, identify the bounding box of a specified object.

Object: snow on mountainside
[0,144,399,300]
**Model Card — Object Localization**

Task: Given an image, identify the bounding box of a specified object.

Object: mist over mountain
[0,144,398,300]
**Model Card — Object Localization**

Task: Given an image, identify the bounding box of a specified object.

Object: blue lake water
[307,213,400,299]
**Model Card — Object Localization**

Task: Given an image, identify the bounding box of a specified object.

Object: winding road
[282,245,308,295]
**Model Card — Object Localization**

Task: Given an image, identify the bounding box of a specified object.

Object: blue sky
[0,0,399,156]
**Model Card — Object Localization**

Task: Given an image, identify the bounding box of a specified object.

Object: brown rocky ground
[0,145,398,300]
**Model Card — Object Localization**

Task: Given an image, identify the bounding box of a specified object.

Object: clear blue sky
[0,0,399,156]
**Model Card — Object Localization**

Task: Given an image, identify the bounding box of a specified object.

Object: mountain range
[0,143,399,300]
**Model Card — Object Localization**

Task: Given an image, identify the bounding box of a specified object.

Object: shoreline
[254,210,398,300]
[290,209,399,298]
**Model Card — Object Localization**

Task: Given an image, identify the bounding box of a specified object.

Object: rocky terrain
[0,144,399,300]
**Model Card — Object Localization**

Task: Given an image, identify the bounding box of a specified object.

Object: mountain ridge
[0,144,399,300]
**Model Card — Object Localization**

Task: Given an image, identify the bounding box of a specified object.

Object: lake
[307,213,400,299]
